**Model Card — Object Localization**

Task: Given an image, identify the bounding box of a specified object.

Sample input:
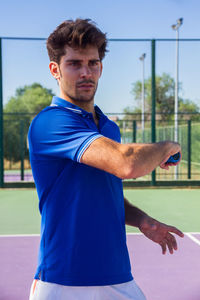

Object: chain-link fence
[2,112,200,186]
[111,112,200,183]
[1,37,200,187]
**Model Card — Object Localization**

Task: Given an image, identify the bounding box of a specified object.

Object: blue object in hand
[166,152,181,163]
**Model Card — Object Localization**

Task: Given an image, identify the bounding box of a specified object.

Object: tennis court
[0,188,200,300]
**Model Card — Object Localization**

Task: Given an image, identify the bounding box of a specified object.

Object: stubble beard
[59,66,98,104]
[65,84,98,104]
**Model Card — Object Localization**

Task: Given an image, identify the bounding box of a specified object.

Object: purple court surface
[0,233,200,300]
[4,174,33,182]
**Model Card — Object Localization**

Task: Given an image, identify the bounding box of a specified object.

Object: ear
[99,61,103,78]
[49,61,61,80]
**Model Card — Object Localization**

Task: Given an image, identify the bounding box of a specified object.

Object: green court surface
[124,189,200,233]
[0,189,40,235]
[0,188,199,235]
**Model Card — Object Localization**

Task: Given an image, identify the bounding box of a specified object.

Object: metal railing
[1,37,200,187]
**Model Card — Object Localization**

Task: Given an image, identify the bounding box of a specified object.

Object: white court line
[0,234,40,238]
[127,232,142,235]
[0,232,200,238]
[186,233,200,247]
[186,232,200,236]
[127,232,200,236]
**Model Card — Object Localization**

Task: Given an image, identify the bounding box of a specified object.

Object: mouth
[77,84,94,89]
[76,81,95,90]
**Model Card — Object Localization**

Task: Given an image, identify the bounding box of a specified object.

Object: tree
[4,83,54,163]
[124,73,200,122]
[178,99,200,121]
[4,83,54,114]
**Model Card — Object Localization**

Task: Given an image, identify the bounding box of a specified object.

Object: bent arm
[124,197,184,254]
[81,136,181,179]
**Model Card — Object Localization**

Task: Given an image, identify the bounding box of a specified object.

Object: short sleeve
[28,107,103,162]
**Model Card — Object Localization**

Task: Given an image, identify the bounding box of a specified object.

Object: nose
[80,65,92,78]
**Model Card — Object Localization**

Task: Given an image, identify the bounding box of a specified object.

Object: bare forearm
[81,135,181,180]
[124,197,147,227]
[122,141,180,178]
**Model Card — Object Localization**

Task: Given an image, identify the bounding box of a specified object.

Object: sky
[0,0,200,113]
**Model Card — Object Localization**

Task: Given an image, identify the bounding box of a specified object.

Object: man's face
[51,45,102,104]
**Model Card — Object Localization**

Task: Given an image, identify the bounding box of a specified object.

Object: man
[28,19,184,300]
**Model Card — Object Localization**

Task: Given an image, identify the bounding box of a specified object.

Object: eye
[89,60,99,67]
[71,61,81,67]
[67,61,81,68]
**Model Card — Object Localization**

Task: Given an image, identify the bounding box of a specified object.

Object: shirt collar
[51,96,104,118]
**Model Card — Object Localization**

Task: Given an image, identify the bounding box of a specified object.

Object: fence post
[132,120,136,143]
[20,120,24,181]
[187,120,191,179]
[151,39,156,185]
[0,38,4,188]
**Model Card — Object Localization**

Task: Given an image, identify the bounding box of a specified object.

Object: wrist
[125,205,148,228]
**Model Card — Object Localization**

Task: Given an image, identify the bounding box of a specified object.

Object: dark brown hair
[46,19,108,64]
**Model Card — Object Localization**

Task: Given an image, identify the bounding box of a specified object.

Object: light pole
[139,53,146,142]
[171,18,183,179]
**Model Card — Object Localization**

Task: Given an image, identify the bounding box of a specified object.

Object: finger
[166,239,174,254]
[167,162,176,166]
[160,155,171,167]
[170,234,178,251]
[166,226,184,238]
[160,242,166,255]
[171,161,180,166]
[163,162,179,168]
[160,164,169,170]
[166,233,180,254]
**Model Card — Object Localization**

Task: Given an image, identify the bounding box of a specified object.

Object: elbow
[117,159,137,179]
[113,144,142,179]
[119,165,137,179]
[117,146,143,179]
[117,145,136,179]
[119,166,143,180]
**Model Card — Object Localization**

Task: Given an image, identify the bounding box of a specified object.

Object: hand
[160,142,182,170]
[160,159,181,170]
[138,215,184,254]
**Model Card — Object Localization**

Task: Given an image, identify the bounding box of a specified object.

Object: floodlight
[139,53,146,61]
[177,18,183,25]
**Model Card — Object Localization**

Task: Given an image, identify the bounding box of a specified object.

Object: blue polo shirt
[28,96,133,286]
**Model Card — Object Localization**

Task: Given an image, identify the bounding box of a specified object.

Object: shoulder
[102,118,121,143]
[30,105,83,130]
[28,105,87,142]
